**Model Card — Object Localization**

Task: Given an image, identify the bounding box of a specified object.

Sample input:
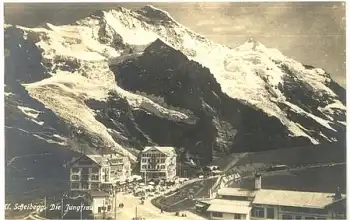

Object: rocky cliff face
[4,5,346,167]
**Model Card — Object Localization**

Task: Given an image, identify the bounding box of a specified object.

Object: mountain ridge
[4,6,346,165]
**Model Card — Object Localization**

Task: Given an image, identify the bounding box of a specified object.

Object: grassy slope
[221,143,346,193]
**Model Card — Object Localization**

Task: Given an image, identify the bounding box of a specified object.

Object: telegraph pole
[180,162,182,177]
[61,198,64,220]
[80,201,83,220]
[44,196,47,218]
[114,186,117,220]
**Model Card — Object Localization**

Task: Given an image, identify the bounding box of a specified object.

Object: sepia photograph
[3,1,347,220]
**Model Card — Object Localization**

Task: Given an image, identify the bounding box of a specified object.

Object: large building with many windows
[204,175,346,220]
[69,153,131,192]
[140,146,177,181]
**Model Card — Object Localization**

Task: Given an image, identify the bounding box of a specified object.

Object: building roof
[142,146,176,156]
[89,191,109,198]
[253,189,346,209]
[86,154,107,166]
[195,203,207,208]
[207,204,251,214]
[70,152,127,167]
[70,154,103,166]
[217,187,346,209]
[218,187,258,197]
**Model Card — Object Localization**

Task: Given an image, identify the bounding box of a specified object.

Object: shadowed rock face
[5,27,70,150]
[107,39,317,162]
[5,27,79,203]
[277,64,346,144]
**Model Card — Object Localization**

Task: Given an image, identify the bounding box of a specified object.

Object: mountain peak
[89,9,105,18]
[137,5,178,24]
[235,38,266,51]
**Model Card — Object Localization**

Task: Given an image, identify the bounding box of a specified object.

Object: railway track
[226,161,346,184]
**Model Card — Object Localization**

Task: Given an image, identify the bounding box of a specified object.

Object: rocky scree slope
[4,5,346,165]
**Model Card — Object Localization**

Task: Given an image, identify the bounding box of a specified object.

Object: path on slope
[6,153,54,167]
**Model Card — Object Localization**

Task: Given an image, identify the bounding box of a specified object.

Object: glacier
[4,5,346,162]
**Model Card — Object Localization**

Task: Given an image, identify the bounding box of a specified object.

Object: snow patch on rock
[17,106,41,119]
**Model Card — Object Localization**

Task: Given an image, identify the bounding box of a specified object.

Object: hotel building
[140,146,177,181]
[69,153,131,192]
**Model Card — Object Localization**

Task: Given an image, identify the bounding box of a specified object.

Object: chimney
[254,174,262,190]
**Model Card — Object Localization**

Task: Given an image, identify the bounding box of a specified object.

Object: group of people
[159,209,187,217]
[175,211,187,217]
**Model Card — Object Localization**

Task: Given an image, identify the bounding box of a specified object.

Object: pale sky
[4,2,346,87]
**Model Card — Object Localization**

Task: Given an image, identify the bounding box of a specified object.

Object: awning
[207,204,251,214]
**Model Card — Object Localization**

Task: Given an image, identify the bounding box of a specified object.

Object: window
[91,183,99,189]
[71,183,79,189]
[142,159,146,163]
[103,168,109,173]
[295,216,302,220]
[72,175,79,180]
[91,167,99,173]
[161,159,165,163]
[282,215,292,220]
[82,168,89,173]
[309,209,329,215]
[72,168,79,173]
[82,183,89,189]
[91,175,99,180]
[161,165,165,169]
[234,213,241,219]
[266,207,274,218]
[142,165,146,169]
[212,212,223,217]
[252,207,264,218]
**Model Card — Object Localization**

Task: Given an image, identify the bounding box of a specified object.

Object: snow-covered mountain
[4,5,346,166]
